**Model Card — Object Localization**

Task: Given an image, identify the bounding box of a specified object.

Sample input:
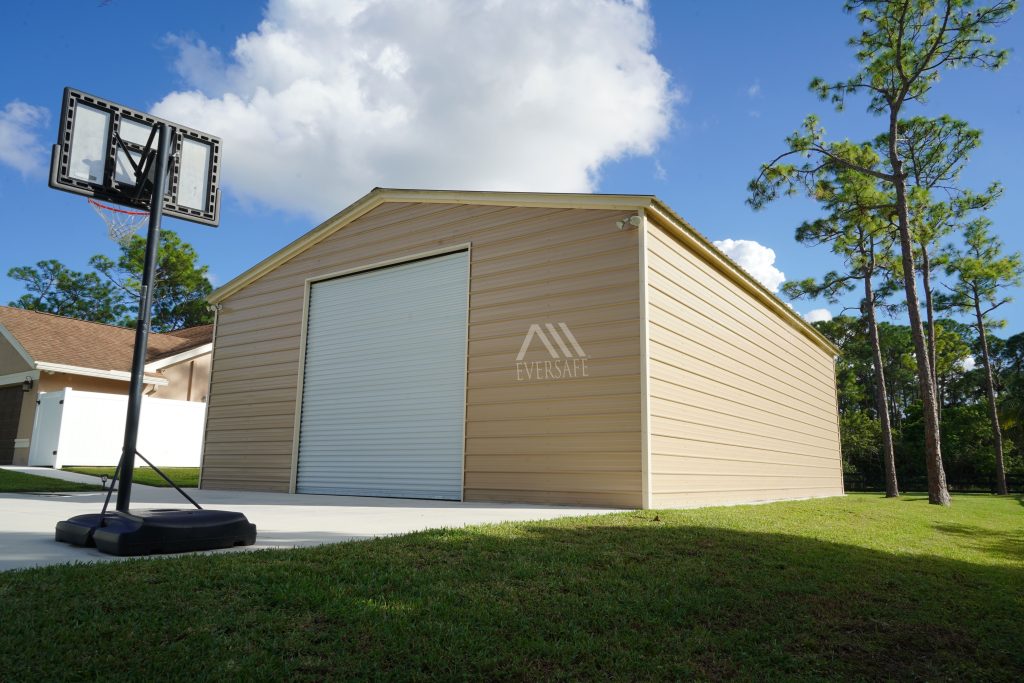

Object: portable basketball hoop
[88,198,149,246]
[47,87,255,556]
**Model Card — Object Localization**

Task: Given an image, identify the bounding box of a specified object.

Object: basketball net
[88,198,149,247]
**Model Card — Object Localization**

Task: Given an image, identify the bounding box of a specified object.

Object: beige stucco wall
[0,334,35,464]
[644,218,843,508]
[150,354,211,402]
[203,202,645,506]
[0,335,32,375]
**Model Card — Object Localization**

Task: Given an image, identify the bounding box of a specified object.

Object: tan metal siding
[646,221,843,508]
[203,203,643,506]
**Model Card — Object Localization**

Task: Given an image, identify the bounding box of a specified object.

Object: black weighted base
[55,509,257,556]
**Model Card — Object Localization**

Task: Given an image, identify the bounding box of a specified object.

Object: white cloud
[712,238,786,292]
[154,0,678,217]
[747,82,761,98]
[803,308,833,323]
[962,356,977,372]
[654,159,667,181]
[0,100,49,177]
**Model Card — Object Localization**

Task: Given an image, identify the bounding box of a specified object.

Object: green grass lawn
[0,468,104,493]
[63,466,200,488]
[0,493,1021,680]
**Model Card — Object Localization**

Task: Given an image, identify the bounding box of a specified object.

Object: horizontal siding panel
[652,427,831,461]
[213,375,297,396]
[465,452,637,473]
[204,441,292,455]
[214,349,299,373]
[212,329,300,355]
[649,324,836,413]
[652,404,838,451]
[204,427,294,443]
[466,394,638,422]
[215,310,303,338]
[466,488,639,508]
[648,279,835,398]
[464,471,640,494]
[206,400,297,420]
[467,376,639,404]
[469,303,640,341]
[651,487,840,509]
[466,432,638,455]
[468,356,639,388]
[202,479,290,493]
[655,473,842,493]
[250,205,513,287]
[650,388,837,443]
[473,253,637,295]
[468,336,639,373]
[213,361,299,383]
[472,267,638,312]
[650,435,839,466]
[468,319,640,356]
[650,347,837,429]
[465,413,639,438]
[652,453,839,476]
[648,230,834,381]
[208,388,298,407]
[205,413,296,430]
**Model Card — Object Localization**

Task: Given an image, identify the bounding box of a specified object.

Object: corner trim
[638,209,654,510]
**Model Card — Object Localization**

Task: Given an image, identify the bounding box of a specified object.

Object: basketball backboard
[49,87,221,226]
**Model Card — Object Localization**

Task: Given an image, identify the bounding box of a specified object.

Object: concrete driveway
[0,467,618,572]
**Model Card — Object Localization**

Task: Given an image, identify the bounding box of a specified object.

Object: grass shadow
[0,518,1021,680]
[932,521,1024,561]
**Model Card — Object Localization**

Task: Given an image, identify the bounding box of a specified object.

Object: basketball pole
[115,122,170,513]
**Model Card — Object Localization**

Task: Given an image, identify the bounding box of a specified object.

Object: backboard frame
[49,87,221,226]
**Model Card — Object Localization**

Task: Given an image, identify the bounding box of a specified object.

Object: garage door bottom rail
[55,509,257,556]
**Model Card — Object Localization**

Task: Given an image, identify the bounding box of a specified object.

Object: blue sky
[1,1,1021,334]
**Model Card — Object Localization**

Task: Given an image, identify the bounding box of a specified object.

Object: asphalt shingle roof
[0,306,212,371]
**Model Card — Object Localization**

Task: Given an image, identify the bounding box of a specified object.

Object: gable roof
[207,188,838,356]
[0,307,213,374]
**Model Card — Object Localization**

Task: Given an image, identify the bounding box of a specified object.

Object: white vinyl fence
[27,388,205,468]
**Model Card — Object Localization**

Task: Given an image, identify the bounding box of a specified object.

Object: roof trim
[35,362,169,386]
[208,188,655,303]
[0,322,36,368]
[207,187,837,356]
[646,200,840,356]
[145,342,213,372]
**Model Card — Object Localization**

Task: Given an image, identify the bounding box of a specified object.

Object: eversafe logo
[515,323,590,381]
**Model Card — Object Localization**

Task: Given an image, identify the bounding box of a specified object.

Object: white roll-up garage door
[296,251,469,499]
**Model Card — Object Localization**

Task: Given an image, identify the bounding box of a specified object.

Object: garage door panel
[296,251,469,500]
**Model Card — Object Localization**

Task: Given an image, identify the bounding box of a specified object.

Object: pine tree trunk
[920,243,940,419]
[975,299,1008,495]
[888,115,950,506]
[865,277,899,497]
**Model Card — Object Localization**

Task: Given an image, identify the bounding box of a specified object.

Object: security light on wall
[617,215,642,230]
[22,377,33,392]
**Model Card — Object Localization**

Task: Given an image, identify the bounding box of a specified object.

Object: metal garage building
[200,189,842,509]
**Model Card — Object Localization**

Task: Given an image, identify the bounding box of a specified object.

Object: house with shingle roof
[0,306,212,465]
